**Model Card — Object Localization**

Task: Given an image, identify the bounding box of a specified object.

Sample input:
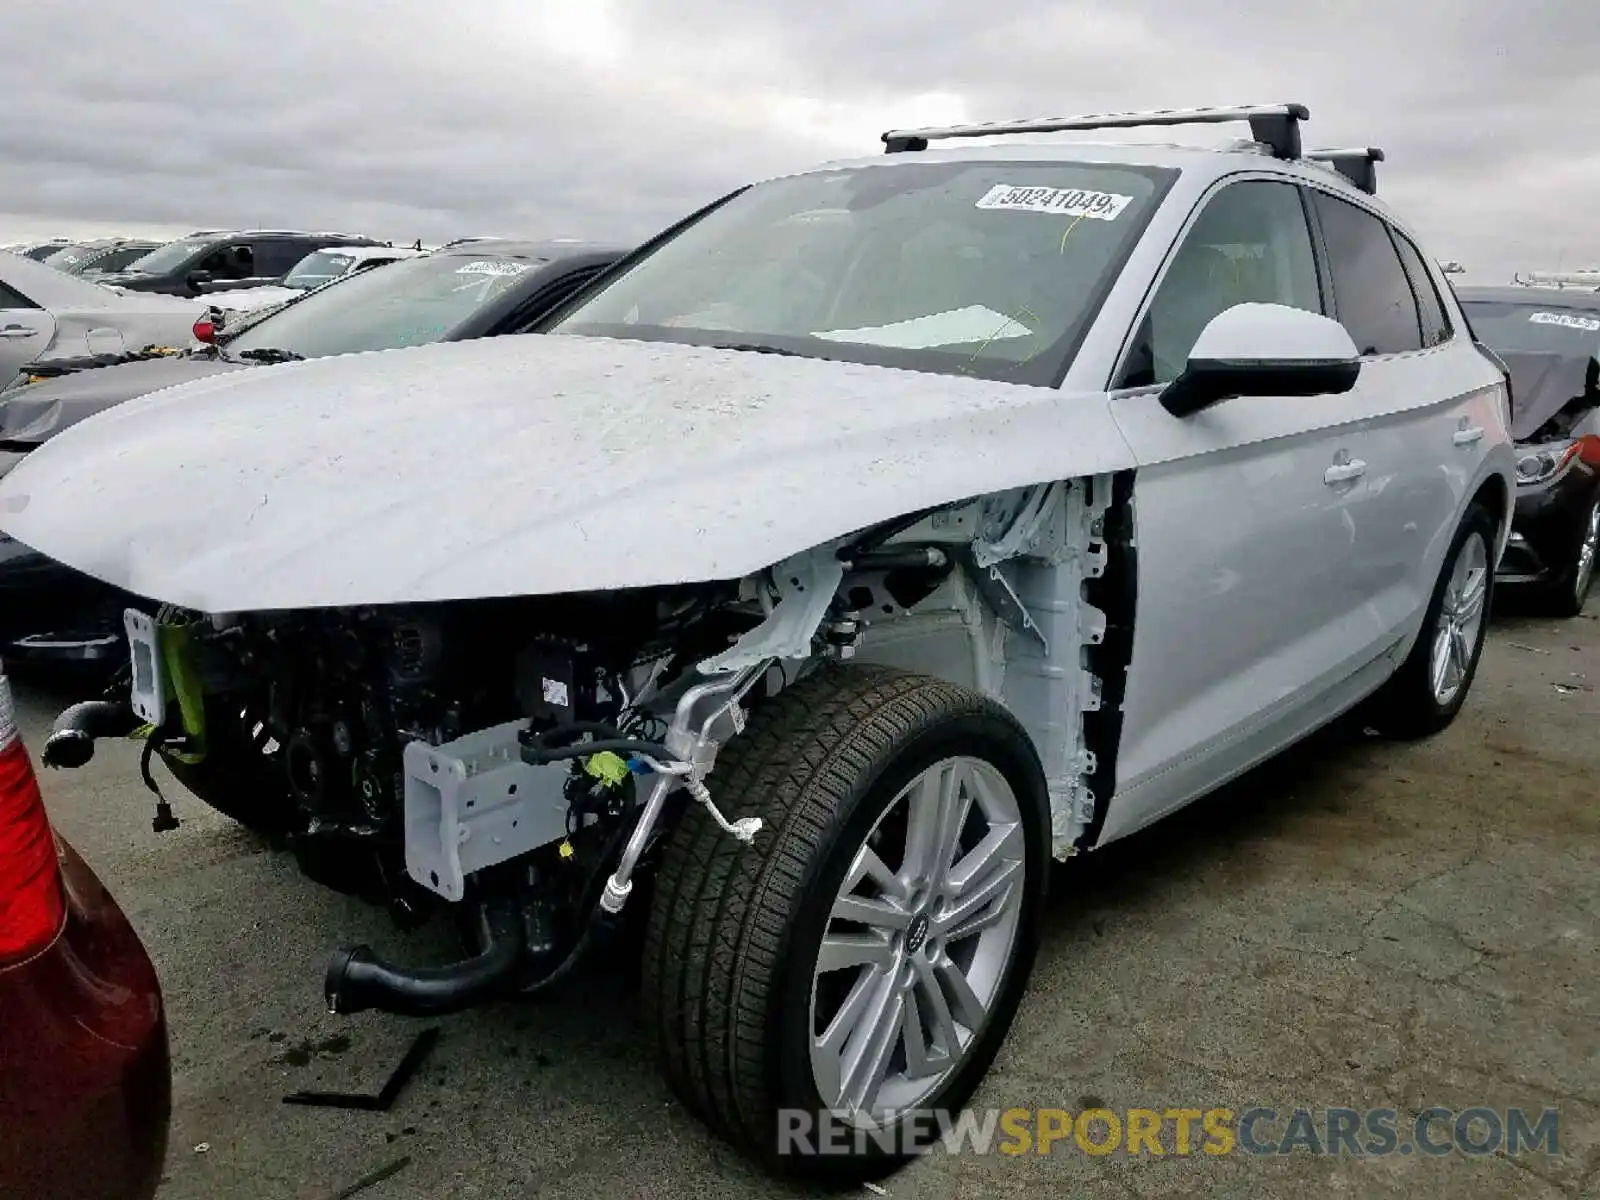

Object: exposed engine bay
[47,477,1124,1017]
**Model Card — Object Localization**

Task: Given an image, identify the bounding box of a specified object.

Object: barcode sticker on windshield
[1529,311,1600,331]
[456,261,531,277]
[975,183,1134,221]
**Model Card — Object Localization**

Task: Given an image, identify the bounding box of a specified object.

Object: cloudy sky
[3,0,1594,283]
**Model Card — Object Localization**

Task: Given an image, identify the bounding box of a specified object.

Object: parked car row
[0,101,1583,1189]
[0,237,626,666]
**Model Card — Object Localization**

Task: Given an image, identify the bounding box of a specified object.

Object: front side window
[1127,179,1323,386]
[549,159,1176,386]
[1311,191,1423,356]
[223,251,550,359]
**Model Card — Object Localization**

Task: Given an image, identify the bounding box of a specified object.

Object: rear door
[1304,189,1494,657]
[1100,176,1384,844]
[0,281,55,386]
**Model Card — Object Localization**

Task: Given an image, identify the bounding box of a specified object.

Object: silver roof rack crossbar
[881,103,1310,160]
[1513,270,1600,289]
[1305,147,1384,194]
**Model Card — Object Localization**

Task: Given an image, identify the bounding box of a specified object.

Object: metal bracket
[972,482,1064,569]
[959,553,1048,652]
[697,550,846,674]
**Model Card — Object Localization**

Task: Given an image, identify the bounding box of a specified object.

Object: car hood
[1500,349,1597,441]
[0,356,250,444]
[0,334,1133,612]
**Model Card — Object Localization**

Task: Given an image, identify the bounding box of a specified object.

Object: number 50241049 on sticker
[974,183,1134,220]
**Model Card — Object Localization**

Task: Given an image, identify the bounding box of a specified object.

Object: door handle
[1324,459,1368,485]
[1453,425,1485,446]
[0,325,37,338]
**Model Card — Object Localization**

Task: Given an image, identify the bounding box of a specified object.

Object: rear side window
[254,241,312,277]
[0,282,37,309]
[1310,191,1423,356]
[1390,231,1453,347]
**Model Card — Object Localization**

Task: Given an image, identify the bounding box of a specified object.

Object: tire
[1541,494,1600,618]
[641,664,1050,1183]
[162,695,292,833]
[1365,501,1496,739]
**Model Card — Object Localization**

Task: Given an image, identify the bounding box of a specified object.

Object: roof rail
[1305,147,1384,194]
[881,103,1310,161]
[1513,269,1600,290]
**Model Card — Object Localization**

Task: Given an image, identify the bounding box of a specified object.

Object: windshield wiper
[235,347,305,363]
[708,342,803,358]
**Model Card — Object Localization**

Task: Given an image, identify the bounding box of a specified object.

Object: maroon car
[0,664,170,1200]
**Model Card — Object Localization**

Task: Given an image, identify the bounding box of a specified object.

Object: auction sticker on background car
[1528,311,1600,331]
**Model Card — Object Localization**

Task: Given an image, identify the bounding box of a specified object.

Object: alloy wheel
[809,755,1027,1126]
[1429,530,1490,706]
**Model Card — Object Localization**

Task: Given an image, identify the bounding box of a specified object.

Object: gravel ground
[15,600,1600,1199]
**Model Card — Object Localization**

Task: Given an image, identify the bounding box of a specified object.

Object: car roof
[1455,285,1600,310]
[432,238,630,261]
[307,244,423,260]
[187,230,382,243]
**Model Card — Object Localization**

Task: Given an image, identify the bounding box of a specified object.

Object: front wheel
[641,665,1050,1183]
[1366,501,1496,739]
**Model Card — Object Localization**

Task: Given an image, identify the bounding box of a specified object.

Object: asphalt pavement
[15,599,1600,1199]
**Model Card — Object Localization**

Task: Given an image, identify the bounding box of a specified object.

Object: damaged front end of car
[39,476,1126,1019]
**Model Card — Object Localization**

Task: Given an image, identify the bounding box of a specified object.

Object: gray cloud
[2,0,1595,280]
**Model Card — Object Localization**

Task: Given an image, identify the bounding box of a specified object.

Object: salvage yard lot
[16,602,1600,1200]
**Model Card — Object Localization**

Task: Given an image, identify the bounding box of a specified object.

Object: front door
[0,282,55,385]
[1097,177,1384,845]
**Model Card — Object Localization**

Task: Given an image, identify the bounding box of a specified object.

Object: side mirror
[1160,302,1361,418]
[186,269,213,294]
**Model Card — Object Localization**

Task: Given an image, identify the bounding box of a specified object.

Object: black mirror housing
[1160,356,1361,418]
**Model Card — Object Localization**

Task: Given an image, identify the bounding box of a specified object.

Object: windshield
[548,160,1173,385]
[41,244,98,270]
[78,244,156,275]
[224,251,545,359]
[120,238,209,275]
[284,250,359,290]
[1461,300,1600,357]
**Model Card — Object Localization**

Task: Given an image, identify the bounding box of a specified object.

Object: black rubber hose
[42,700,139,769]
[324,899,527,1018]
[518,719,670,767]
[514,801,642,996]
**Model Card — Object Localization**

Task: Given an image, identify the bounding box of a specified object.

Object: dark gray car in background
[0,238,628,670]
[91,229,386,297]
[1456,284,1600,613]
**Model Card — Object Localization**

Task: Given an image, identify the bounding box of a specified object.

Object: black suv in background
[94,230,385,297]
